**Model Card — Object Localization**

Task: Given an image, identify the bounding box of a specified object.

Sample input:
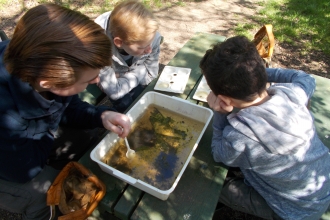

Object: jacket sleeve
[60,95,113,129]
[266,68,316,101]
[98,66,145,100]
[211,112,251,168]
[211,111,230,162]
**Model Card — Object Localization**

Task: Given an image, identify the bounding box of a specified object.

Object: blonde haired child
[95,0,162,112]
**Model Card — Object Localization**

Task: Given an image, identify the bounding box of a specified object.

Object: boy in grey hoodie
[200,36,330,220]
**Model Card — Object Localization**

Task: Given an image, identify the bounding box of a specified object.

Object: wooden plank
[113,186,143,220]
[185,34,225,103]
[168,32,226,102]
[312,75,330,220]
[131,123,228,220]
[310,74,330,149]
[89,205,121,220]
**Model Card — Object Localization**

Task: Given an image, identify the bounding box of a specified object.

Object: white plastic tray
[193,76,211,102]
[154,66,191,93]
[90,92,213,200]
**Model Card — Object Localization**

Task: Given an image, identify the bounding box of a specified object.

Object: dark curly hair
[199,36,267,102]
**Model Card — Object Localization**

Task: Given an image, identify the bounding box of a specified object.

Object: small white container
[90,91,213,200]
[154,66,191,93]
[193,76,211,102]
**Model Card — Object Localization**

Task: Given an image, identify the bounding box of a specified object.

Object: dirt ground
[1,0,329,219]
[1,0,329,77]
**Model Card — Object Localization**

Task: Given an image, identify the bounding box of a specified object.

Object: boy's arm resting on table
[267,68,316,100]
[211,111,247,167]
[98,66,145,100]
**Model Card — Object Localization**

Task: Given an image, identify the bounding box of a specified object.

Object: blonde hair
[109,0,159,44]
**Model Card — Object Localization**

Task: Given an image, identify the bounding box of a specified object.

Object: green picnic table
[311,75,330,149]
[79,32,228,220]
[312,75,330,220]
[78,32,330,220]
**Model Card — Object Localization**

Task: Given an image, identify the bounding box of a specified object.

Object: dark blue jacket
[0,41,111,183]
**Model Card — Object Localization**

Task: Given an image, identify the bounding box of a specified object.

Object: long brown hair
[4,3,111,88]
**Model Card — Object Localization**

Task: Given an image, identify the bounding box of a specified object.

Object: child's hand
[101,111,131,138]
[207,91,233,114]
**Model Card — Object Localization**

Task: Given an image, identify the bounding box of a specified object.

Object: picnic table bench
[311,75,330,220]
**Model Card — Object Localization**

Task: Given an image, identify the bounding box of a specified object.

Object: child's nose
[90,76,100,84]
[144,45,152,54]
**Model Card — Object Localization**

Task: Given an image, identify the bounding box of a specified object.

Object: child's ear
[218,94,232,106]
[39,80,52,89]
[113,37,123,48]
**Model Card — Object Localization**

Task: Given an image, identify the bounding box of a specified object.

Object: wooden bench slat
[311,74,330,149]
[113,186,144,220]
[312,75,330,220]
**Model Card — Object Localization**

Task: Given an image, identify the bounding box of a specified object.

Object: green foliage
[235,0,330,55]
[0,0,11,10]
[234,23,257,39]
[175,1,185,6]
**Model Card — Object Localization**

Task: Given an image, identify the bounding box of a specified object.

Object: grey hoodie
[94,11,162,100]
[212,68,330,220]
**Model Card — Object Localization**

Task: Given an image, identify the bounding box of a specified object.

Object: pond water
[102,104,204,190]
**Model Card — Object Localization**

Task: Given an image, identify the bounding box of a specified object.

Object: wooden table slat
[113,186,144,220]
[311,74,330,149]
[312,74,330,220]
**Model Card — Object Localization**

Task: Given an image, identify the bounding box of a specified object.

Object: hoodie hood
[228,86,314,155]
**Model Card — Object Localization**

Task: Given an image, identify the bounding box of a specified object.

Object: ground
[1,0,329,77]
[1,0,329,219]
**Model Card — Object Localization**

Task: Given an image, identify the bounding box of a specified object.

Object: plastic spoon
[124,137,136,159]
[118,125,136,159]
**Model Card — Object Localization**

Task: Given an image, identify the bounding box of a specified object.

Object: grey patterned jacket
[94,11,161,100]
